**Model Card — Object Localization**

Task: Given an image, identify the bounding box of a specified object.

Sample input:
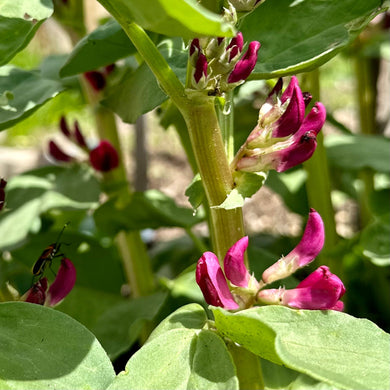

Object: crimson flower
[233,76,326,173]
[23,258,76,306]
[195,210,345,311]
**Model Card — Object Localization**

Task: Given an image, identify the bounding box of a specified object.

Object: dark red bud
[226,32,244,62]
[228,41,260,84]
[84,71,106,91]
[194,53,208,84]
[89,140,119,172]
[25,278,48,305]
[190,38,201,56]
[104,64,116,75]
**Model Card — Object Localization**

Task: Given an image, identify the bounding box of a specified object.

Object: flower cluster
[231,76,326,173]
[189,31,260,93]
[22,257,76,307]
[196,209,345,311]
[49,116,119,172]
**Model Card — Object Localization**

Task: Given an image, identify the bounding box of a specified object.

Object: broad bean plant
[0,0,390,389]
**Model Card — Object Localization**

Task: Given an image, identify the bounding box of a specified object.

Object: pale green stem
[181,95,246,263]
[115,20,246,263]
[354,52,378,228]
[301,70,340,273]
[93,104,155,297]
[217,91,235,162]
[227,341,265,390]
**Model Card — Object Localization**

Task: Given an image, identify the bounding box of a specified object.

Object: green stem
[181,94,246,263]
[227,341,265,390]
[94,104,155,297]
[116,20,246,263]
[217,91,235,162]
[301,70,339,272]
[354,49,378,228]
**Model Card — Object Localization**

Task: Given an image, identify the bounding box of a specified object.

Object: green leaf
[213,306,390,390]
[102,38,187,123]
[185,173,204,210]
[242,0,384,78]
[325,134,390,173]
[94,189,203,235]
[0,0,53,66]
[60,19,137,77]
[108,304,238,390]
[0,302,115,389]
[359,214,390,266]
[97,0,235,40]
[147,303,207,342]
[0,65,65,131]
[0,165,100,249]
[92,292,167,360]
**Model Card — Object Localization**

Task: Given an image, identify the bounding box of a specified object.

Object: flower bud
[24,278,48,305]
[89,140,119,172]
[228,41,260,84]
[47,257,76,306]
[48,140,74,162]
[224,236,250,287]
[193,53,208,86]
[262,209,324,284]
[84,71,106,91]
[226,32,244,62]
[273,76,305,138]
[196,252,239,310]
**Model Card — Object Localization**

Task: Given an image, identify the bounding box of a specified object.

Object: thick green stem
[93,104,155,297]
[217,91,235,162]
[116,21,246,262]
[227,342,265,390]
[181,95,246,263]
[301,70,339,272]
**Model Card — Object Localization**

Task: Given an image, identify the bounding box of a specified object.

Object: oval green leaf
[97,0,235,40]
[213,306,390,390]
[242,0,384,78]
[0,0,53,66]
[0,65,65,131]
[0,302,115,389]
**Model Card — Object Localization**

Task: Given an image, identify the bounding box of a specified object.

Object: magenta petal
[89,140,119,172]
[228,41,260,83]
[226,32,244,61]
[224,236,250,287]
[271,102,326,172]
[48,258,76,306]
[262,209,324,284]
[283,266,345,310]
[190,38,200,56]
[284,208,325,268]
[273,77,305,138]
[196,252,239,310]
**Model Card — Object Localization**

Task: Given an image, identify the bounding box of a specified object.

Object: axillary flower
[196,209,345,311]
[231,76,326,173]
[21,257,76,307]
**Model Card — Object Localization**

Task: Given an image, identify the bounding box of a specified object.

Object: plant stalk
[301,70,339,272]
